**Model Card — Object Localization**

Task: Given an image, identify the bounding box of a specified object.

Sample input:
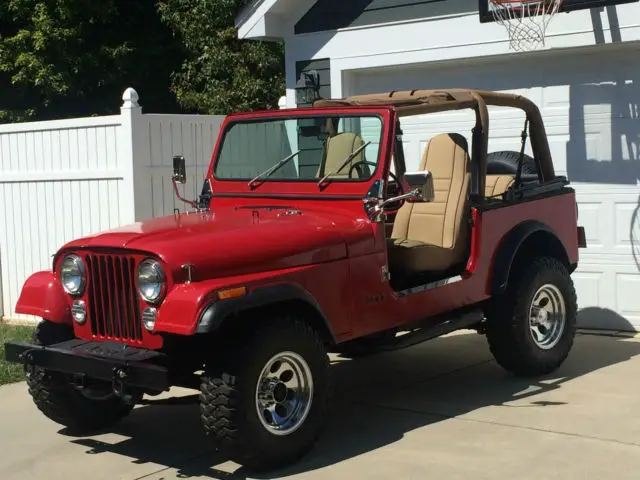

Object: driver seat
[388,133,471,275]
[317,132,370,178]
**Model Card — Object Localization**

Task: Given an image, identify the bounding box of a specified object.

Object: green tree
[0,0,184,123]
[158,0,285,115]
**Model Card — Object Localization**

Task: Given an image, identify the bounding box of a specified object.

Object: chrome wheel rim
[255,351,313,436]
[529,283,566,350]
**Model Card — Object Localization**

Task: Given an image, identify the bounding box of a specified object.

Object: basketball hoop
[488,0,563,51]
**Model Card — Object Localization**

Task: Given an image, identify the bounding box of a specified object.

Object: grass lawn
[0,323,35,386]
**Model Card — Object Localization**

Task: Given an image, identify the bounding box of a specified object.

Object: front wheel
[199,315,331,472]
[26,321,137,432]
[484,256,577,377]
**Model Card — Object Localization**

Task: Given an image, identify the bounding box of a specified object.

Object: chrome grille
[85,254,142,342]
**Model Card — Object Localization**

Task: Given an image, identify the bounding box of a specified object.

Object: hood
[60,205,374,278]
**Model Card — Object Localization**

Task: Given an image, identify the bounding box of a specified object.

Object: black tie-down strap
[515,119,530,188]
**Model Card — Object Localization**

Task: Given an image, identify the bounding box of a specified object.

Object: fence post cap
[122,87,140,109]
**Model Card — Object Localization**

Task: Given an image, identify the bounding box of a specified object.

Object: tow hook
[112,366,135,404]
[21,349,38,377]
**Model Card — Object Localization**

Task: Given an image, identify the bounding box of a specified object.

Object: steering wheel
[348,161,406,210]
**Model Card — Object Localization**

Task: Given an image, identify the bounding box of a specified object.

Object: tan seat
[317,132,369,178]
[485,174,514,197]
[388,133,471,274]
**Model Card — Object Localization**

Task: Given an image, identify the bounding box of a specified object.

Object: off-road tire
[487,150,537,176]
[199,315,331,472]
[484,256,577,377]
[26,321,135,432]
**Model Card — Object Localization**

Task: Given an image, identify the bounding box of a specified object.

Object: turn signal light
[218,286,247,300]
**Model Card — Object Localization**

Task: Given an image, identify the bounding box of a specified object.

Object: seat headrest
[320,132,367,177]
[420,133,469,170]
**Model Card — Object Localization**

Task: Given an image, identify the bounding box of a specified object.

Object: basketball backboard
[479,0,638,23]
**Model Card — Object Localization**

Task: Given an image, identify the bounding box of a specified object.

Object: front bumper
[4,339,171,393]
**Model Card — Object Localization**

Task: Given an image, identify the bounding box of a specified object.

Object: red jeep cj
[5,89,586,472]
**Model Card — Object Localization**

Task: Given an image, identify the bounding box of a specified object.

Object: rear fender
[15,271,71,325]
[490,220,570,295]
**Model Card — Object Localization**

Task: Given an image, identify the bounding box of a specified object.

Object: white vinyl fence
[0,88,225,324]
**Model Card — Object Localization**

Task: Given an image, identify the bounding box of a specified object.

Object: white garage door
[348,45,640,331]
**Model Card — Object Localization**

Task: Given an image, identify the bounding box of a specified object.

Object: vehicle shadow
[62,326,640,479]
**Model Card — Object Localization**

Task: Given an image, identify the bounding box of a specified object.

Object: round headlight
[60,254,86,295]
[136,259,166,304]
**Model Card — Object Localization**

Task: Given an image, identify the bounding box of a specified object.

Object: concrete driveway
[1,331,640,479]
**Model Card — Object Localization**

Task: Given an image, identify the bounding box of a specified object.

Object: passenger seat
[387,133,471,274]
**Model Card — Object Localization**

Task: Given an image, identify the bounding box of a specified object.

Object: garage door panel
[398,134,429,170]
[564,185,639,330]
[576,266,640,331]
[613,200,639,256]
[583,121,613,162]
[616,272,640,329]
[574,264,640,331]
[574,200,604,252]
[571,269,603,313]
[549,136,570,173]
[574,185,639,251]
[540,84,570,106]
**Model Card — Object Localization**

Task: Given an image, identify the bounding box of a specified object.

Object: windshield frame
[206,106,395,199]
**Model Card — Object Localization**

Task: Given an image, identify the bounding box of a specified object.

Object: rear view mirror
[404,170,434,202]
[172,155,187,184]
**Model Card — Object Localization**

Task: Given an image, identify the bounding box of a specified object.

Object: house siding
[293,0,639,33]
[294,0,474,34]
[295,58,331,177]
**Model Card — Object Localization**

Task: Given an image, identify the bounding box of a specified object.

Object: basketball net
[489,0,563,51]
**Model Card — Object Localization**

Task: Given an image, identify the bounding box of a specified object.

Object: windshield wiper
[317,141,372,186]
[248,150,302,188]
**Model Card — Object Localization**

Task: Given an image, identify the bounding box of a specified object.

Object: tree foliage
[0,0,184,123]
[158,0,285,115]
[0,0,285,123]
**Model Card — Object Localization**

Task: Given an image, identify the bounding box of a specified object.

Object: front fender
[154,278,332,339]
[195,283,332,339]
[15,271,71,325]
[154,281,218,335]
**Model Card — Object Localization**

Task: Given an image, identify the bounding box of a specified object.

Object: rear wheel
[484,256,577,377]
[199,315,331,472]
[25,321,137,432]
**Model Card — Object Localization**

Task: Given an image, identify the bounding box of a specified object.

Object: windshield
[213,114,384,183]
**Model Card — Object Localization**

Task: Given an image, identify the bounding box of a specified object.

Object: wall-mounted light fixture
[295,70,321,105]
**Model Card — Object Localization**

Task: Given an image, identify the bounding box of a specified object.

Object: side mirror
[365,170,434,222]
[172,155,187,184]
[170,154,199,210]
[404,170,434,202]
